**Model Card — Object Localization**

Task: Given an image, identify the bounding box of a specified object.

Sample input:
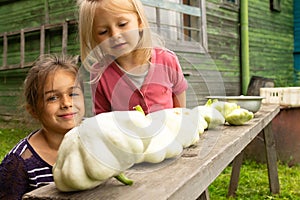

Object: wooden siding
[248,0,294,86]
[141,0,201,17]
[0,0,79,121]
[0,0,79,69]
[0,0,77,32]
[0,68,29,120]
[205,0,241,95]
[0,0,295,121]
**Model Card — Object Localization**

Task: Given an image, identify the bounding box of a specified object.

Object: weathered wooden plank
[23,104,280,200]
[141,0,201,17]
[62,22,68,55]
[20,29,25,68]
[0,20,78,71]
[2,32,7,67]
[0,63,33,71]
[197,189,210,200]
[263,122,280,194]
[0,20,77,37]
[47,0,77,24]
[0,0,45,33]
[0,69,27,121]
[40,25,45,56]
[200,0,208,51]
[227,151,244,197]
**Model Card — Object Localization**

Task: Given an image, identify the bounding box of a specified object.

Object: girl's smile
[58,112,78,120]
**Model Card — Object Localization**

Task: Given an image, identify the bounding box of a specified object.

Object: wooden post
[20,29,25,68]
[197,189,210,200]
[40,25,45,56]
[62,22,68,55]
[227,151,244,197]
[263,122,280,194]
[156,7,161,34]
[3,32,7,68]
[200,0,208,51]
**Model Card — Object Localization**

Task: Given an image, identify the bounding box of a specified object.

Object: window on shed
[222,0,239,5]
[142,0,207,52]
[270,0,281,12]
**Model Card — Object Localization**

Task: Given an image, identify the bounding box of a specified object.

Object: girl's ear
[26,105,38,119]
[138,18,144,34]
[138,17,143,29]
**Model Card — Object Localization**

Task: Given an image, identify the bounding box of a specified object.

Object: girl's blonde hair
[77,0,154,72]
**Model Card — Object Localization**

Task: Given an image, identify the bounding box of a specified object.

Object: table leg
[197,188,210,200]
[263,123,280,194]
[227,151,244,197]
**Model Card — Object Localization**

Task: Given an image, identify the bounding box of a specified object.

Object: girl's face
[93,7,142,58]
[39,69,85,134]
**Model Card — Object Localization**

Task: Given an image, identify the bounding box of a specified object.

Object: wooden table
[23,104,280,200]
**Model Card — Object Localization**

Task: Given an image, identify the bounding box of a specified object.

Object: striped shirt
[0,131,53,200]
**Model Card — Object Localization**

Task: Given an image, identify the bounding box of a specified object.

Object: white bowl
[205,95,264,113]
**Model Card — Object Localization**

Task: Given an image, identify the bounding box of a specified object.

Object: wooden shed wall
[0,0,295,121]
[179,0,241,108]
[0,68,29,121]
[0,0,77,32]
[0,0,79,66]
[248,0,294,86]
[205,0,240,95]
[0,0,79,121]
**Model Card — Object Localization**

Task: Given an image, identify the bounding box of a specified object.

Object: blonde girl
[77,0,188,114]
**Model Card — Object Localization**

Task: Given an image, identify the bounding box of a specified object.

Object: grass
[209,160,300,200]
[0,127,32,161]
[1,125,300,199]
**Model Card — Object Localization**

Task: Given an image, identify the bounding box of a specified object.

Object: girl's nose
[110,27,121,38]
[61,95,73,109]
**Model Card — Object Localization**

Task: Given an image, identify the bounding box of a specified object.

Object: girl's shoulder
[152,47,179,64]
[0,131,32,178]
[0,130,52,199]
[153,47,176,56]
[2,130,38,161]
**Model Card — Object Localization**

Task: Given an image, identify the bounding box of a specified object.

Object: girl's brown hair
[24,54,82,118]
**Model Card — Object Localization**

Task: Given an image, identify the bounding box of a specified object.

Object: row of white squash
[53,100,254,191]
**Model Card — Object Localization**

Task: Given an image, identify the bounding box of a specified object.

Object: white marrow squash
[53,105,232,192]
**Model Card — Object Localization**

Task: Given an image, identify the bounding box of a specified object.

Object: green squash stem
[134,105,145,115]
[114,173,134,185]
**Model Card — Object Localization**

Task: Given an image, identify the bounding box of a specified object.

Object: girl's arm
[173,91,186,108]
[0,154,28,200]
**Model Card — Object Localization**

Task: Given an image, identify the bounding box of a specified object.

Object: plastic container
[260,87,300,107]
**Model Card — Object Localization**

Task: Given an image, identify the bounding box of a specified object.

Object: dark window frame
[141,0,208,53]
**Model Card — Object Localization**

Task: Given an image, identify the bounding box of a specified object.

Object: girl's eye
[98,30,107,35]
[46,95,58,102]
[70,88,82,97]
[70,92,80,97]
[119,21,128,27]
